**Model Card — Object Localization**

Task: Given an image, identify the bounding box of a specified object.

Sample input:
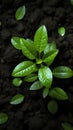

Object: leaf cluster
[11,25,73,113]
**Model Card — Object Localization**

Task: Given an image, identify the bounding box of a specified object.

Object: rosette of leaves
[11,25,73,113]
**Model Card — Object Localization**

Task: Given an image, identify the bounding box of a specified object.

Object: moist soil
[0,0,73,130]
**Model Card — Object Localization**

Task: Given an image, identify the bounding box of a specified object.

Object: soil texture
[0,0,73,130]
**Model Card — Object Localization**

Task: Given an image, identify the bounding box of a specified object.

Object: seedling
[15,5,26,20]
[11,25,73,113]
[58,27,66,36]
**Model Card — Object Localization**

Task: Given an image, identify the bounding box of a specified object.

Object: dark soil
[0,0,73,130]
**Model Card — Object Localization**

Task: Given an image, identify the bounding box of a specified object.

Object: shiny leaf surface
[38,66,52,88]
[58,27,65,36]
[43,49,59,66]
[12,61,37,77]
[11,37,22,50]
[20,38,36,59]
[34,25,48,53]
[53,66,73,78]
[30,81,43,90]
[12,78,22,87]
[24,73,38,82]
[49,87,68,100]
[44,41,57,54]
[10,94,24,105]
[15,6,26,20]
[42,88,49,98]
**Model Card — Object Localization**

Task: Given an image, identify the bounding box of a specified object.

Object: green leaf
[34,25,48,53]
[24,73,38,82]
[42,88,49,98]
[44,41,57,54]
[58,27,65,36]
[20,38,36,59]
[12,61,37,77]
[0,113,8,124]
[47,100,58,114]
[62,122,73,130]
[30,81,43,90]
[11,37,22,50]
[70,0,73,5]
[15,6,26,20]
[36,59,42,64]
[53,66,73,78]
[26,39,34,44]
[49,87,68,100]
[38,66,52,88]
[10,94,24,105]
[12,78,22,87]
[43,49,59,66]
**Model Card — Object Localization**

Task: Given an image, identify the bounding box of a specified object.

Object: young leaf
[11,37,22,50]
[15,6,26,20]
[20,38,36,59]
[47,100,58,114]
[49,87,68,100]
[53,66,73,78]
[0,113,8,124]
[62,122,73,130]
[12,61,37,77]
[36,59,42,64]
[34,25,48,53]
[10,94,24,105]
[30,81,43,90]
[42,88,49,98]
[44,41,57,54]
[38,66,52,88]
[58,27,65,36]
[12,78,22,87]
[24,73,38,82]
[43,49,59,66]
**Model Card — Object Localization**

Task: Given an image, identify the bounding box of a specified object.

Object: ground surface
[0,0,73,130]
